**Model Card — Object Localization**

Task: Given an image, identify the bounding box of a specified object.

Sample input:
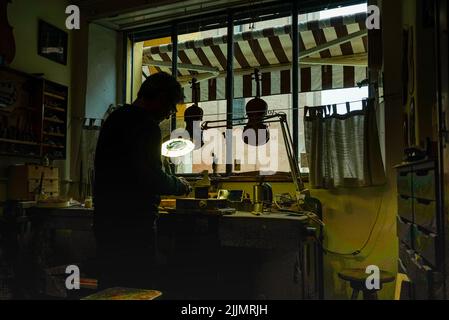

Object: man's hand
[178,177,192,195]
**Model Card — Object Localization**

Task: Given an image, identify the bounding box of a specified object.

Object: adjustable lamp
[161,138,195,158]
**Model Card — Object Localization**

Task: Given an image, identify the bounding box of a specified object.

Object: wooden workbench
[22,206,322,300]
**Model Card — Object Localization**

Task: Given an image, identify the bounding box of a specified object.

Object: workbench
[14,205,323,299]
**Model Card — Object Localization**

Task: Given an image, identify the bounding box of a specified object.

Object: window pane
[232,14,293,174]
[174,20,228,174]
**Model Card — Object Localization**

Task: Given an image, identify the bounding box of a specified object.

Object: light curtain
[304,99,386,189]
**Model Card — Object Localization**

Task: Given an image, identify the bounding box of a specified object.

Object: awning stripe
[269,36,290,64]
[234,43,250,68]
[210,45,227,70]
[312,28,332,59]
[248,39,270,66]
[143,13,369,102]
[178,50,195,76]
[334,24,354,56]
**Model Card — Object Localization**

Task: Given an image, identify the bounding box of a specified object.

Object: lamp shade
[161,138,195,158]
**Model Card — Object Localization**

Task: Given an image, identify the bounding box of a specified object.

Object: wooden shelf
[45,106,66,113]
[43,132,65,138]
[44,117,65,124]
[0,138,40,146]
[0,152,41,158]
[0,68,68,160]
[17,107,37,112]
[42,144,65,149]
[44,92,66,101]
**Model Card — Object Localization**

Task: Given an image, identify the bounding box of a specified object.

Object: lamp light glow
[161,138,195,158]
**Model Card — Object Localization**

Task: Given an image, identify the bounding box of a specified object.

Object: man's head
[135,72,184,122]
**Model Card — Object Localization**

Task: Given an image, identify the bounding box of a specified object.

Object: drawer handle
[399,172,410,177]
[399,195,411,200]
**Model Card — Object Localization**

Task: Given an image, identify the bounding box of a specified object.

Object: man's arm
[136,123,190,196]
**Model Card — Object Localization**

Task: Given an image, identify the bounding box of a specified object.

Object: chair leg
[363,290,378,300]
[351,289,360,300]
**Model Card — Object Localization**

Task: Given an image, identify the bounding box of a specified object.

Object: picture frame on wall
[37,20,68,65]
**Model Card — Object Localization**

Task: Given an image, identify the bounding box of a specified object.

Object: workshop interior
[0,0,448,301]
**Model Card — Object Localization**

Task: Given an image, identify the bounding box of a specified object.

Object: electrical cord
[313,196,384,257]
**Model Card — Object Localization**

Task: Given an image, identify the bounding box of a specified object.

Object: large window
[136,1,369,176]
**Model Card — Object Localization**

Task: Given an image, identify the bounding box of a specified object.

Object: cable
[313,195,384,257]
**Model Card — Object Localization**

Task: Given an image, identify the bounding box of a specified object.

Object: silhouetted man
[93,72,190,290]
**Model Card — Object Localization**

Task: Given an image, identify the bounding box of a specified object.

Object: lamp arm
[278,115,304,193]
[201,112,305,194]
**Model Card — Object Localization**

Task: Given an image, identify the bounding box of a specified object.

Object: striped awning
[143,12,368,103]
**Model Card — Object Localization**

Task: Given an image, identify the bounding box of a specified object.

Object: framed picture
[38,20,68,65]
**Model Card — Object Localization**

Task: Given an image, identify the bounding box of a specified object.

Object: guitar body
[0,0,16,65]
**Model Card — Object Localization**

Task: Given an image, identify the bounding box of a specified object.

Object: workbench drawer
[413,227,438,267]
[413,164,436,201]
[414,198,437,233]
[27,165,59,180]
[28,179,59,193]
[397,216,413,248]
[397,168,413,197]
[219,218,303,250]
[398,195,413,222]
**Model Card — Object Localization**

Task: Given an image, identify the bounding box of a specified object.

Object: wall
[85,24,118,119]
[68,22,121,199]
[221,181,395,300]
[2,1,122,204]
[1,0,72,209]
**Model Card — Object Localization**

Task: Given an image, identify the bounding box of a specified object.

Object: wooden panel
[28,179,59,193]
[44,167,59,179]
[27,165,45,179]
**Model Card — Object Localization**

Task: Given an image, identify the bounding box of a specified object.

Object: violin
[184,78,204,149]
[243,69,270,146]
[0,0,16,65]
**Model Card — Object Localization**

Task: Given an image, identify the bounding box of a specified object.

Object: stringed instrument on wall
[243,69,270,146]
[184,78,204,149]
[0,0,16,65]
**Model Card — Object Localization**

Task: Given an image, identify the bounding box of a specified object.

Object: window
[133,2,369,177]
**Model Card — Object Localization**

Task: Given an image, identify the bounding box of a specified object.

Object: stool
[82,287,162,300]
[338,269,395,300]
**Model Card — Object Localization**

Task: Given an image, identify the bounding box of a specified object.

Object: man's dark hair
[137,72,183,103]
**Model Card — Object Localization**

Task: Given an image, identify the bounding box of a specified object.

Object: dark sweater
[93,105,186,220]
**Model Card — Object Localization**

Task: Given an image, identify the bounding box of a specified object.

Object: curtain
[72,105,119,199]
[304,99,386,189]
